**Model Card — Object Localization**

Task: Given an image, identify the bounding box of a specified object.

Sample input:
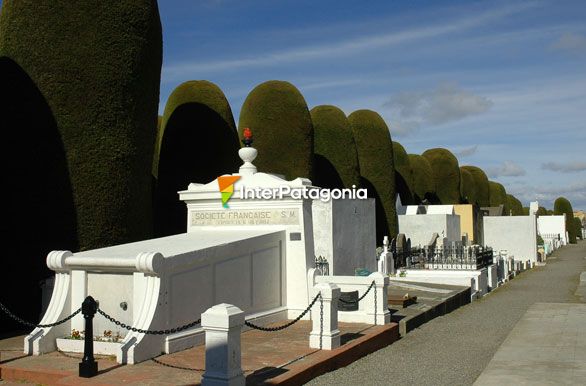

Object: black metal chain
[96,308,200,335]
[0,301,81,328]
[244,292,321,332]
[319,294,323,350]
[151,357,205,372]
[374,280,377,325]
[338,280,376,304]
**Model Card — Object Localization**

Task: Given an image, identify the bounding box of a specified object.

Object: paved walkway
[309,241,586,386]
[474,302,586,385]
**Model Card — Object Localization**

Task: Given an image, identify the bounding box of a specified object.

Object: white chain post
[310,283,340,350]
[367,272,390,325]
[201,304,245,386]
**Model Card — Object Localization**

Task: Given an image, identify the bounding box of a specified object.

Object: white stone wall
[398,214,461,247]
[312,199,376,275]
[537,215,567,244]
[483,215,538,262]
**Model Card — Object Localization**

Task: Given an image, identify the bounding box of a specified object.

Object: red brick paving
[1,321,398,385]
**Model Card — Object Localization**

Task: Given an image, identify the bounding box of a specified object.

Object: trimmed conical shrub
[0,0,162,249]
[460,167,477,205]
[489,181,509,214]
[238,81,313,180]
[554,197,577,243]
[0,0,161,331]
[523,207,530,215]
[461,166,490,207]
[408,154,436,204]
[422,148,461,204]
[506,194,524,216]
[348,110,397,241]
[310,105,360,189]
[392,141,414,205]
[154,81,241,236]
[572,217,583,240]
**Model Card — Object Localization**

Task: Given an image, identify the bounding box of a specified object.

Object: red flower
[243,127,253,139]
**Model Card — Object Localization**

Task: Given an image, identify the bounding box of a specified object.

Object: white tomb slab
[425,205,455,215]
[484,215,538,263]
[537,215,567,245]
[398,214,461,247]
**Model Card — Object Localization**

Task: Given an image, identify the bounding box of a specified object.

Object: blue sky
[2,1,583,210]
[158,0,586,210]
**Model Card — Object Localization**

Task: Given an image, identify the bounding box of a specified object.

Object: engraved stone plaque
[190,208,300,226]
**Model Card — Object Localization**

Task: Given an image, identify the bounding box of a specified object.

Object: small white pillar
[366,272,390,325]
[201,304,245,386]
[310,283,340,350]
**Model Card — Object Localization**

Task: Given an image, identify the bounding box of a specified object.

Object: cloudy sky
[157,0,586,210]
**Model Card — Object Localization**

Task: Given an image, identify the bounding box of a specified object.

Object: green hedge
[572,217,583,240]
[489,181,509,214]
[310,105,360,188]
[0,0,161,332]
[348,110,397,241]
[459,167,477,205]
[408,154,436,204]
[154,80,240,236]
[554,197,577,243]
[506,194,524,216]
[238,81,313,180]
[461,166,490,207]
[392,141,414,205]
[422,148,461,204]
[0,0,162,249]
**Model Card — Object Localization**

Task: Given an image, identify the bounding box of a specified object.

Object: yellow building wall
[454,204,474,243]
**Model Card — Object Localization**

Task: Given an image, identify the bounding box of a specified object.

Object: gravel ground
[308,241,586,386]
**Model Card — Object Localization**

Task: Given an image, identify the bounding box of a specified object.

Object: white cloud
[386,83,493,135]
[486,161,526,177]
[454,145,478,157]
[551,32,586,55]
[541,161,586,173]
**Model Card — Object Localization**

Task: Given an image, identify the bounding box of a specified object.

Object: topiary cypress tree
[554,197,577,243]
[0,0,161,331]
[422,148,461,204]
[536,206,548,216]
[238,81,313,180]
[154,80,241,236]
[506,194,524,216]
[489,181,509,214]
[461,166,490,207]
[408,154,436,204]
[572,217,583,240]
[459,167,477,205]
[310,105,360,189]
[348,110,397,241]
[392,141,414,205]
[0,0,162,250]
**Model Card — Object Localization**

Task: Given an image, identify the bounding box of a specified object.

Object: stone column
[201,304,245,386]
[366,272,390,325]
[310,283,340,350]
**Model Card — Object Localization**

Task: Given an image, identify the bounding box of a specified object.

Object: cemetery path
[308,241,586,386]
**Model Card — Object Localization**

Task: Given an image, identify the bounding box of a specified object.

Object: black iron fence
[393,246,494,271]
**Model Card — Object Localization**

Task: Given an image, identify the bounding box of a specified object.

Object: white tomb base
[390,268,489,300]
[26,230,287,364]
